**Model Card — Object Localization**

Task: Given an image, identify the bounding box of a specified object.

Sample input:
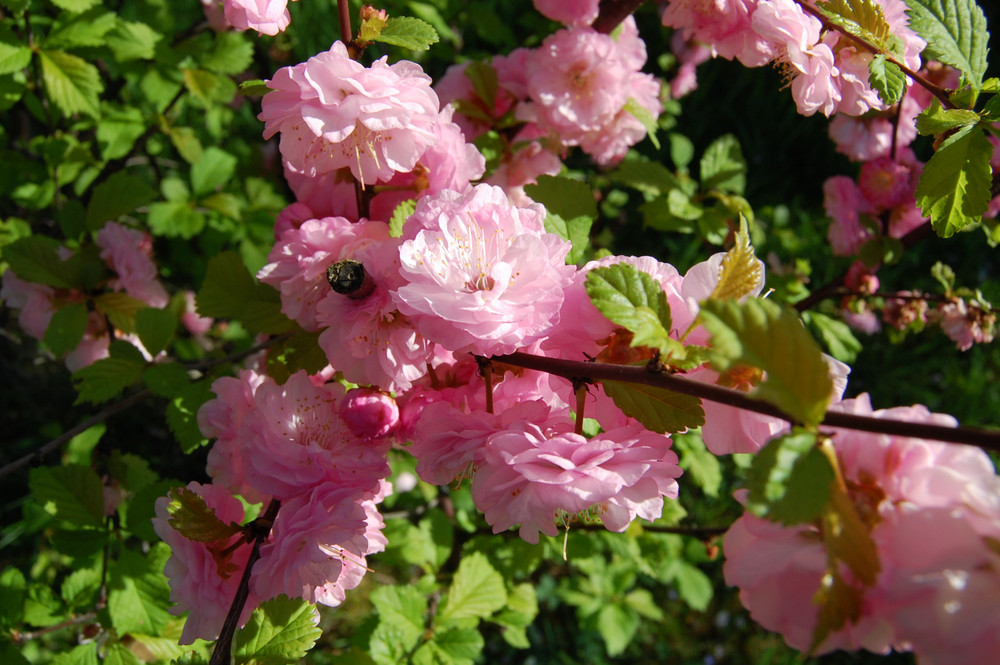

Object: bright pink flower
[824,175,877,256]
[486,127,563,206]
[96,221,169,308]
[223,0,290,35]
[436,49,531,139]
[339,388,400,440]
[661,0,775,68]
[239,371,390,500]
[1,270,56,339]
[393,185,575,356]
[533,0,600,26]
[577,71,662,165]
[259,42,439,184]
[828,94,922,161]
[201,370,269,503]
[858,157,916,209]
[471,415,681,543]
[152,483,258,644]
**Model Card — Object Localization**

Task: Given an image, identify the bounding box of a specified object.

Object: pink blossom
[339,388,400,440]
[393,185,575,356]
[259,42,439,184]
[824,175,876,256]
[578,71,662,165]
[829,94,922,161]
[1,270,56,339]
[832,44,883,116]
[669,33,713,99]
[200,370,269,503]
[223,0,290,35]
[152,483,258,644]
[180,290,213,336]
[533,0,600,26]
[471,415,681,543]
[258,217,390,331]
[95,221,169,308]
[661,0,775,68]
[486,127,563,206]
[938,299,995,351]
[436,49,531,139]
[858,156,916,209]
[239,371,390,500]
[201,0,233,32]
[63,312,111,372]
[887,202,927,238]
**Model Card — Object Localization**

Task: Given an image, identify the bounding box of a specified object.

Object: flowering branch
[593,0,649,34]
[492,351,1000,451]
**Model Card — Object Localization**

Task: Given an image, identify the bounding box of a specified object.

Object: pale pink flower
[273,201,315,239]
[577,71,662,165]
[829,94,922,161]
[669,33,713,98]
[533,0,600,26]
[152,482,258,644]
[201,370,269,503]
[1,270,56,339]
[239,371,390,500]
[259,41,439,184]
[282,166,360,222]
[223,0,290,36]
[887,202,927,238]
[63,312,111,372]
[258,217,390,332]
[96,221,169,308]
[832,44,883,116]
[486,127,562,206]
[201,0,233,32]
[824,175,876,256]
[393,185,575,356]
[339,388,400,440]
[436,49,531,139]
[938,299,995,351]
[472,415,681,543]
[661,0,775,68]
[180,291,213,336]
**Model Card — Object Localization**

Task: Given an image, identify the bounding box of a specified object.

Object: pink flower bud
[339,388,400,440]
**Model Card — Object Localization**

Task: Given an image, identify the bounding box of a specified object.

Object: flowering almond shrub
[1,1,999,664]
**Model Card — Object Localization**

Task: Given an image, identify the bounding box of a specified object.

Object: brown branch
[593,0,649,34]
[210,498,281,665]
[337,0,353,46]
[492,351,1000,451]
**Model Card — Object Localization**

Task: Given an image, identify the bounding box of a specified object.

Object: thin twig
[593,0,649,34]
[492,351,1000,451]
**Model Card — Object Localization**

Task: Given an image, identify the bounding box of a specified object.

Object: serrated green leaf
[0,566,27,630]
[108,546,173,636]
[868,54,906,106]
[106,19,161,61]
[370,585,426,647]
[61,566,101,611]
[700,134,746,194]
[746,431,834,525]
[72,342,146,405]
[0,25,31,75]
[543,212,592,265]
[53,644,98,665]
[523,175,598,222]
[87,172,157,230]
[233,596,323,665]
[45,9,116,49]
[390,198,416,238]
[422,626,483,665]
[915,124,993,237]
[670,560,713,611]
[709,217,761,301]
[374,16,440,51]
[915,99,981,135]
[94,292,148,334]
[700,298,834,426]
[201,31,252,74]
[43,302,88,356]
[136,307,177,355]
[602,380,704,434]
[29,464,105,528]
[906,0,990,87]
[148,201,206,239]
[167,379,212,453]
[585,263,673,350]
[169,126,204,164]
[197,252,292,335]
[39,49,102,119]
[673,432,721,497]
[608,158,684,196]
[166,486,240,543]
[182,67,236,106]
[596,603,637,656]
[97,105,146,161]
[239,79,270,97]
[817,0,899,54]
[439,552,507,622]
[623,97,660,149]
[802,311,862,364]
[104,643,142,665]
[191,147,236,198]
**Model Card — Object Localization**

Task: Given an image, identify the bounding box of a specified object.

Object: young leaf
[602,381,705,434]
[45,9,116,49]
[43,302,88,356]
[390,198,416,238]
[543,212,593,265]
[370,585,426,647]
[623,97,660,149]
[200,32,253,75]
[0,25,32,75]
[233,595,321,665]
[596,603,638,656]
[29,464,105,528]
[817,0,898,54]
[809,570,863,654]
[802,311,862,364]
[374,17,440,51]
[915,99,980,135]
[700,134,746,194]
[745,431,834,525]
[96,105,146,161]
[50,0,100,12]
[906,0,989,87]
[0,567,27,630]
[915,124,993,237]
[672,432,722,497]
[38,49,103,119]
[166,486,241,543]
[439,552,507,622]
[709,216,761,301]
[523,175,598,223]
[700,298,834,426]
[668,560,713,611]
[585,263,672,350]
[166,380,213,453]
[867,54,906,106]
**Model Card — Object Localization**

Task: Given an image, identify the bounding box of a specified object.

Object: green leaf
[668,133,695,171]
[390,198,416,238]
[53,644,98,665]
[523,175,598,222]
[72,341,146,405]
[191,147,237,198]
[700,298,834,426]
[166,379,213,453]
[915,124,993,237]
[233,595,321,665]
[29,464,105,528]
[465,61,498,111]
[700,134,746,194]
[107,546,173,636]
[136,307,177,356]
[0,24,31,75]
[0,566,27,630]
[596,603,637,656]
[43,302,88,356]
[543,212,592,265]
[817,0,900,54]
[104,643,142,665]
[802,311,862,364]
[906,0,989,87]
[97,105,146,161]
[374,16,440,51]
[169,126,204,164]
[182,67,236,106]
[165,486,241,543]
[810,569,863,654]
[420,627,483,665]
[94,292,148,334]
[148,201,206,239]
[106,19,161,61]
[87,173,157,230]
[608,157,684,196]
[585,263,672,350]
[50,0,99,12]
[3,235,81,288]
[709,216,761,300]
[61,565,101,611]
[915,99,980,135]
[197,252,292,335]
[240,79,270,97]
[200,32,253,75]
[602,381,705,434]
[822,467,880,587]
[669,560,713,611]
[45,9,116,49]
[439,552,507,622]
[265,329,328,383]
[746,431,834,525]
[867,54,906,106]
[38,49,103,119]
[672,432,721,497]
[370,585,426,647]
[63,423,105,465]
[623,97,660,149]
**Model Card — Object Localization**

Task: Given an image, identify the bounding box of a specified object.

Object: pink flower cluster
[724,395,1000,661]
[221,0,292,36]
